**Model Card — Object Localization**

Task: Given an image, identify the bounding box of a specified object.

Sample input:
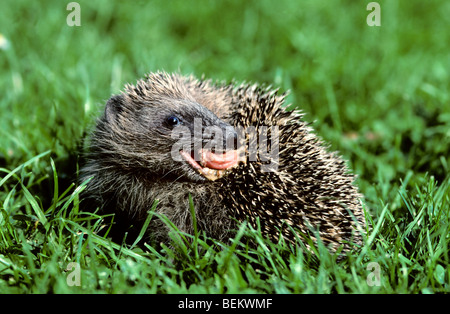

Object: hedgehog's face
[102,94,242,182]
[159,100,243,182]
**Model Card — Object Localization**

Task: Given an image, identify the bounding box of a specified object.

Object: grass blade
[0,150,51,187]
[130,200,158,249]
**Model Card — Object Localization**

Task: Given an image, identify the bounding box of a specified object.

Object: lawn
[0,0,449,294]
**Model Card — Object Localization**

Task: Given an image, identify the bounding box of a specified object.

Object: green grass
[1,0,449,293]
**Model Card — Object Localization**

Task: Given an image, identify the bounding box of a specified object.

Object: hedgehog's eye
[166,116,181,127]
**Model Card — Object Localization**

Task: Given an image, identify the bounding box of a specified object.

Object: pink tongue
[202,150,239,170]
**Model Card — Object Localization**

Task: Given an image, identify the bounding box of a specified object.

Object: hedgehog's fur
[80,71,366,254]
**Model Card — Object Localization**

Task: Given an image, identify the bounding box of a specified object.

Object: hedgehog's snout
[198,120,238,154]
[178,118,242,181]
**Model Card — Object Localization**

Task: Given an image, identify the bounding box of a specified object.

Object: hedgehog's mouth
[180,149,242,181]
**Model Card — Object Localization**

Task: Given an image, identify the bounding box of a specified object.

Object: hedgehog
[80,71,366,255]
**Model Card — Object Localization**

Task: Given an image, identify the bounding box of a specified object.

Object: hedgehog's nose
[201,119,239,153]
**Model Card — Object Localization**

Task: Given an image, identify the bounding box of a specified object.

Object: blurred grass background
[0,0,449,293]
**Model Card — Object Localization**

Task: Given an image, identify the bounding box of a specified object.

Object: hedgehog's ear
[104,95,124,124]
